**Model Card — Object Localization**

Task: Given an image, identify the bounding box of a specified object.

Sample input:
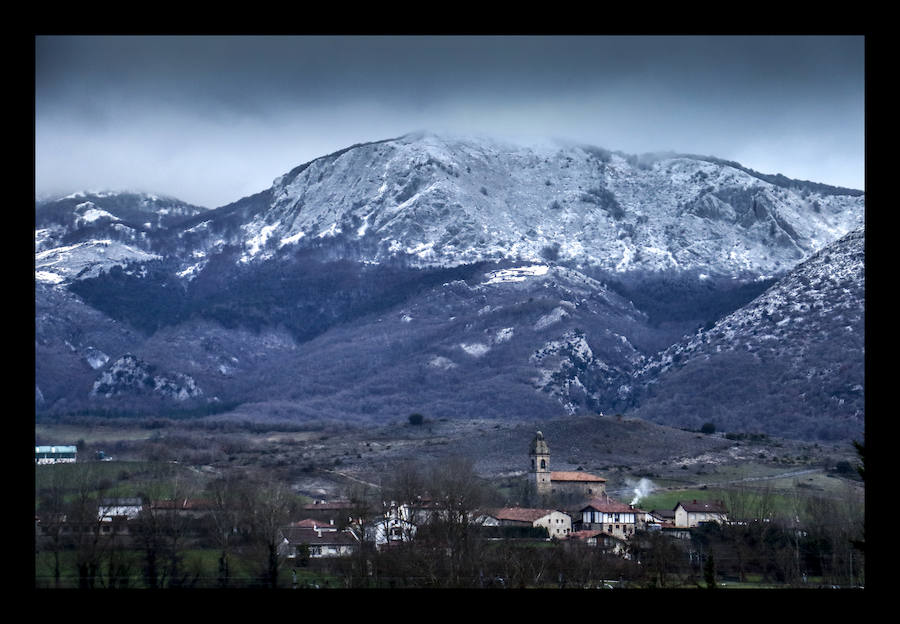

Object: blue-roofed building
[35,445,77,464]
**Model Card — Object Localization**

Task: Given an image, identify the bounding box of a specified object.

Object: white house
[578,496,642,540]
[487,507,572,538]
[365,502,420,548]
[280,526,359,559]
[673,500,728,528]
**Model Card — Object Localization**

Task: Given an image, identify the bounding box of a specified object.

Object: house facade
[578,496,643,540]
[366,515,418,548]
[489,507,572,538]
[280,526,359,559]
[674,500,728,528]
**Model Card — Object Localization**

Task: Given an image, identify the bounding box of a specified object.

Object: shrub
[408,413,424,426]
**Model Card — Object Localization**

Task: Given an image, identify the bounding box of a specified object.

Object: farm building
[674,500,728,528]
[35,445,77,465]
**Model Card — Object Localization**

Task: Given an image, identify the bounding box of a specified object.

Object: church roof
[551,471,607,483]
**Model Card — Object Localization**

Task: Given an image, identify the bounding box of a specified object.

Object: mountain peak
[229,133,864,276]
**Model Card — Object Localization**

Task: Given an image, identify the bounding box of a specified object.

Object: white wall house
[490,507,572,538]
[674,500,728,528]
[579,496,641,540]
[366,513,418,548]
[280,527,359,558]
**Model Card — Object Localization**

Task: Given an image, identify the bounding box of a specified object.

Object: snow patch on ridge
[460,342,490,357]
[482,265,549,285]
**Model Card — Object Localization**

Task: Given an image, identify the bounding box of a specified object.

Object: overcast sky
[35,35,865,208]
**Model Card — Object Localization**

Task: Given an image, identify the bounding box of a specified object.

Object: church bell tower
[529,431,551,495]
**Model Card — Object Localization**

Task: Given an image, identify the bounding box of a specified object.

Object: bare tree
[342,481,380,588]
[67,464,112,589]
[629,529,688,588]
[133,464,200,588]
[206,472,246,588]
[35,464,70,588]
[416,456,488,586]
[242,479,297,588]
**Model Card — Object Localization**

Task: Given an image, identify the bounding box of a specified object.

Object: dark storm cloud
[35,36,864,208]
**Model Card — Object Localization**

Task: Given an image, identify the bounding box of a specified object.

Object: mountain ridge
[34,133,865,443]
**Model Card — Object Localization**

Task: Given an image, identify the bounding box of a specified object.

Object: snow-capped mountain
[169,132,862,279]
[629,228,865,441]
[35,191,209,285]
[33,133,865,442]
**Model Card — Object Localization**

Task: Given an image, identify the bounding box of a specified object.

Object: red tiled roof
[551,471,607,483]
[580,496,635,513]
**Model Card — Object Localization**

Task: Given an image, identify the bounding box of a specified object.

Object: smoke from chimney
[628,477,657,506]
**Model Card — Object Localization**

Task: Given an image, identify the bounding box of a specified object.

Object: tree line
[35,454,864,589]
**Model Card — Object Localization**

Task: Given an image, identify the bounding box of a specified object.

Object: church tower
[529,431,551,495]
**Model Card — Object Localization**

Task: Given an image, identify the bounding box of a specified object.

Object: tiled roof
[580,496,636,513]
[676,500,728,513]
[492,507,565,523]
[551,471,607,483]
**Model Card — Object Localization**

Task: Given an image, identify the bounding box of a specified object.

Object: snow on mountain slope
[217,132,863,277]
[629,228,865,440]
[35,191,209,285]
[33,134,865,441]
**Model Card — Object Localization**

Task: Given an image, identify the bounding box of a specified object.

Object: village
[35,431,737,589]
[285,431,727,559]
